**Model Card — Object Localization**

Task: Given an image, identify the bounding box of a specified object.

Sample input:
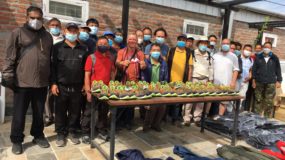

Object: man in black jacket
[252,42,282,118]
[51,23,87,147]
[2,6,53,155]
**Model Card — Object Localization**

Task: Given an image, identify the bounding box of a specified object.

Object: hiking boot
[68,134,80,145]
[56,134,66,147]
[12,143,23,155]
[32,137,50,148]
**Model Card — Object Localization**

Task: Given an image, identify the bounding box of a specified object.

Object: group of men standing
[1,6,282,155]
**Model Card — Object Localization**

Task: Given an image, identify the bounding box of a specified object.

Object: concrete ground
[0,115,252,160]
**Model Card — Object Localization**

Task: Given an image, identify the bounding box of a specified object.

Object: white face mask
[210,41,216,46]
[138,38,143,44]
[263,48,271,55]
[243,50,251,57]
[28,19,43,30]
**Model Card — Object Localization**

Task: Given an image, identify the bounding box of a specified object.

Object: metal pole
[222,8,231,39]
[122,0,130,45]
[110,107,117,160]
[232,100,240,146]
[200,102,208,133]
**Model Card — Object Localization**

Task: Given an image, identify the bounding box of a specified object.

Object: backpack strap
[90,54,96,75]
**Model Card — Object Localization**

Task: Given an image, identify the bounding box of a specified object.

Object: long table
[90,96,242,160]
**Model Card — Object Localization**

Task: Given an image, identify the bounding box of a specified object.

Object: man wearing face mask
[145,28,169,61]
[86,18,99,42]
[212,38,239,119]
[2,6,53,154]
[47,18,64,44]
[78,25,96,55]
[43,18,64,127]
[208,35,218,55]
[251,43,263,61]
[142,27,152,52]
[238,44,253,110]
[141,43,168,132]
[116,34,146,130]
[183,36,213,126]
[51,23,88,147]
[113,29,125,51]
[81,36,116,144]
[136,29,144,50]
[103,30,118,58]
[167,34,194,127]
[252,42,282,118]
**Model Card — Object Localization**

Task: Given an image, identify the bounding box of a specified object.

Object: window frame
[43,0,89,23]
[183,19,209,39]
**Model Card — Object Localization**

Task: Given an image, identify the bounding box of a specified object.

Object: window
[183,19,208,39]
[43,0,89,23]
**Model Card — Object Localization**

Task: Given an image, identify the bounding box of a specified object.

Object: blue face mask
[155,37,165,44]
[50,27,60,36]
[89,26,98,35]
[144,35,151,41]
[78,32,89,41]
[114,35,123,43]
[221,44,230,52]
[199,45,207,52]
[108,39,113,46]
[177,41,186,48]
[65,33,78,42]
[151,51,161,60]
[234,50,241,56]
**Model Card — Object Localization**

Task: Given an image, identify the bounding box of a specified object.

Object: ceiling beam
[248,21,285,28]
[219,0,261,6]
[185,0,239,11]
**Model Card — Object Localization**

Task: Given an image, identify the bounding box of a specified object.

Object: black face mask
[97,46,109,53]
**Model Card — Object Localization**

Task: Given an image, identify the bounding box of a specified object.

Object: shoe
[82,135,91,144]
[12,143,23,155]
[68,134,80,145]
[182,121,191,127]
[56,134,66,147]
[195,121,201,127]
[44,119,54,127]
[142,126,150,132]
[32,137,50,148]
[125,124,132,131]
[151,126,162,132]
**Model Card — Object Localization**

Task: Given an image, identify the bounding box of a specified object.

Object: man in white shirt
[238,44,253,109]
[213,38,239,118]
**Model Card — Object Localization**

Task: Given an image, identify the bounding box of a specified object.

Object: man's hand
[120,60,130,67]
[252,80,256,89]
[276,81,281,88]
[86,92,92,102]
[139,60,146,69]
[144,106,150,110]
[230,81,236,90]
[51,84,59,96]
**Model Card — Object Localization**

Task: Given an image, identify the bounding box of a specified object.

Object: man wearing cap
[78,25,96,55]
[86,18,99,42]
[103,30,118,61]
[51,23,88,147]
[167,34,194,126]
[2,6,53,154]
[186,36,194,49]
[183,36,213,126]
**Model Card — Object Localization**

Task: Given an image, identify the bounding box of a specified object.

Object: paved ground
[0,115,252,160]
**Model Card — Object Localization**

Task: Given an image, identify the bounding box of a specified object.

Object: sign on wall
[262,33,278,47]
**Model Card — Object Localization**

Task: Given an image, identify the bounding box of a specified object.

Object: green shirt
[151,59,160,82]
